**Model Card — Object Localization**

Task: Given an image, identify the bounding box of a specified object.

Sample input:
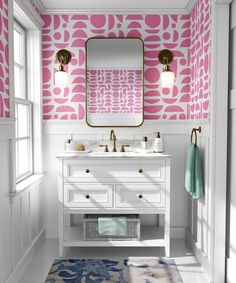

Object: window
[14,21,33,182]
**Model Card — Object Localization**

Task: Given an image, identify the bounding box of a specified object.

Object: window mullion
[16,136,30,141]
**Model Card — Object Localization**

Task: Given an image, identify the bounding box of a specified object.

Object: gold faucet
[110,130,117,152]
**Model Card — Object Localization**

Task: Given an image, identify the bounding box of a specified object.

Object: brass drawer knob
[139,169,143,173]
[138,194,143,199]
[86,169,90,173]
[85,194,90,199]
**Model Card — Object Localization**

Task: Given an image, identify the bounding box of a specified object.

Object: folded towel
[98,217,126,236]
[185,144,204,199]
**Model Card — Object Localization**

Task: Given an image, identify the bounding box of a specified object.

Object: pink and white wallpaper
[189,0,211,119]
[87,69,142,114]
[0,0,9,118]
[42,14,192,120]
[41,0,210,121]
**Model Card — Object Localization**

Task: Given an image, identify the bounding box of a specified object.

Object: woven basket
[83,214,140,241]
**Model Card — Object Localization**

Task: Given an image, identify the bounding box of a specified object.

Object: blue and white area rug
[45,257,183,282]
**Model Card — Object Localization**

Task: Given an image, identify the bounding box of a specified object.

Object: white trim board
[41,8,187,15]
[14,0,44,28]
[231,0,236,29]
[209,1,230,282]
[36,0,199,14]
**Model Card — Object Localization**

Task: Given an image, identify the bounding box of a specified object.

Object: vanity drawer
[64,160,166,182]
[64,184,113,208]
[115,183,166,208]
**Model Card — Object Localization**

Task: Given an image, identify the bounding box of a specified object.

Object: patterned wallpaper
[189,0,211,119]
[0,0,9,118]
[0,0,210,120]
[42,14,192,120]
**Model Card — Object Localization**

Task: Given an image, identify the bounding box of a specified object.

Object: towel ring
[191,127,201,146]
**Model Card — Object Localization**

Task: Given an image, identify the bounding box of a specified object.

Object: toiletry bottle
[70,138,74,151]
[65,139,71,152]
[141,136,148,150]
[153,132,163,153]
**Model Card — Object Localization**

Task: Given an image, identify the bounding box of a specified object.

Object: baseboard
[5,229,45,283]
[186,228,211,282]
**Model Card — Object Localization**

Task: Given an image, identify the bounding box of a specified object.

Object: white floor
[18,239,209,283]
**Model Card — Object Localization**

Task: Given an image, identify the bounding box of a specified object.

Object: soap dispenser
[65,139,72,152]
[153,132,163,153]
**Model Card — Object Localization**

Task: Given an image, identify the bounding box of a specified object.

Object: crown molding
[15,0,44,28]
[32,0,45,11]
[40,8,187,15]
[185,0,197,13]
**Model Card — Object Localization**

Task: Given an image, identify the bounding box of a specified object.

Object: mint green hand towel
[185,144,204,199]
[98,217,126,236]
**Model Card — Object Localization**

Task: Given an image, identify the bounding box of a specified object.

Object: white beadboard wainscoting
[0,121,45,283]
[43,119,212,278]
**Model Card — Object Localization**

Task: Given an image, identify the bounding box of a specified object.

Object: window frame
[14,20,34,183]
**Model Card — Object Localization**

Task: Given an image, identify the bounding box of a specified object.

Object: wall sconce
[158,49,175,88]
[55,49,72,87]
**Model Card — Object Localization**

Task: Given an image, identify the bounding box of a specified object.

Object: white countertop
[56,151,171,159]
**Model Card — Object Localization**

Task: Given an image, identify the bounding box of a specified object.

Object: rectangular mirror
[86,38,144,127]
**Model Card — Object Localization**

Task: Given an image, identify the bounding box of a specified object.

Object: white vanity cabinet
[57,153,171,257]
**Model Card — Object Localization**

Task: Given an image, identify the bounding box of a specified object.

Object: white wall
[43,120,210,240]
[227,1,236,282]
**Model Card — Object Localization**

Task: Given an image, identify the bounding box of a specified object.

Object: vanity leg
[59,243,64,258]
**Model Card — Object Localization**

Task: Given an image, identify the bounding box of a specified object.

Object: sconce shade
[161,70,175,88]
[55,70,69,87]
[55,49,71,88]
[158,49,175,88]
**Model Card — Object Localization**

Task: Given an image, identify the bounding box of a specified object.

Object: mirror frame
[85,37,144,128]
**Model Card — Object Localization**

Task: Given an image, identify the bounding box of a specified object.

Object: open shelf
[64,225,165,247]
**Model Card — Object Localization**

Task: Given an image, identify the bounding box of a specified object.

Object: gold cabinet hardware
[139,169,143,173]
[100,144,109,152]
[138,194,143,199]
[86,169,90,173]
[85,194,90,199]
[120,145,130,152]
